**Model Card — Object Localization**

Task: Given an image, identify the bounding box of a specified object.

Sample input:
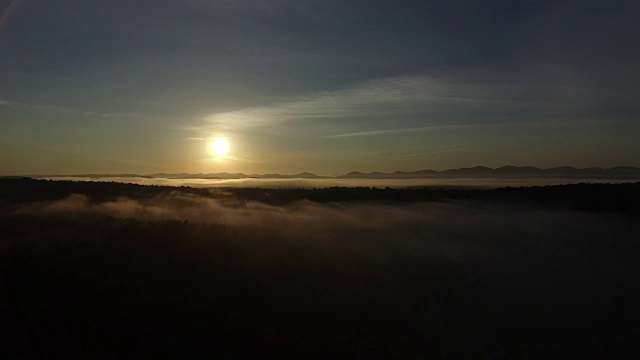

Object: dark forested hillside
[1,179,639,358]
[2,178,639,214]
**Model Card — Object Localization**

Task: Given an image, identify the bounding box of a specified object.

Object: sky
[1,0,639,175]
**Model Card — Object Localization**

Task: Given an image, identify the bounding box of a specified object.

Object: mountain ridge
[24,166,640,180]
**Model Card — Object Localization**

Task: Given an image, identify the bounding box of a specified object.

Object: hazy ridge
[22,165,640,180]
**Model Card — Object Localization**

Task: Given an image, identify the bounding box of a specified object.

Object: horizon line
[8,164,640,179]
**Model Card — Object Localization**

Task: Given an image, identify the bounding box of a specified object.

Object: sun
[210,137,230,157]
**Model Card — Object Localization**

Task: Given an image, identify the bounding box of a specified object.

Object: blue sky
[1,0,639,175]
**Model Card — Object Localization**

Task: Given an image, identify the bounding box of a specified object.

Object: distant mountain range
[28,166,640,180]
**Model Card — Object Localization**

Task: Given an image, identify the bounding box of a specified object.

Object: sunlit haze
[1,0,638,175]
[210,137,230,158]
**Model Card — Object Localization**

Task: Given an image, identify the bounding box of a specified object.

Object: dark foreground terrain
[1,178,639,358]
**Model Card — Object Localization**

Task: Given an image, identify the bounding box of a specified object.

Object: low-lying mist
[2,188,639,358]
[13,191,636,254]
[42,176,638,188]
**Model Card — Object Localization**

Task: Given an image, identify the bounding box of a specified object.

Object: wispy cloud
[0,100,151,119]
[196,73,593,136]
[322,124,504,139]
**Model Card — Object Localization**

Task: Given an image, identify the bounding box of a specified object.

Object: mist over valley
[1,179,638,358]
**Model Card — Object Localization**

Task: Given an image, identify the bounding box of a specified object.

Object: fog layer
[14,191,638,263]
[41,176,638,188]
[5,190,639,358]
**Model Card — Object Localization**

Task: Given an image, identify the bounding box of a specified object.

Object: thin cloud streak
[197,73,600,136]
[322,124,504,139]
[0,100,152,119]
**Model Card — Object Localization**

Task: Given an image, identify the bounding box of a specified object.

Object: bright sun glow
[210,138,230,157]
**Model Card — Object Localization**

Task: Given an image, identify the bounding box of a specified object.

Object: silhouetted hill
[0,178,211,204]
[28,166,640,180]
[336,171,366,178]
[340,166,640,179]
[495,165,544,175]
[294,172,324,179]
[1,178,638,216]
